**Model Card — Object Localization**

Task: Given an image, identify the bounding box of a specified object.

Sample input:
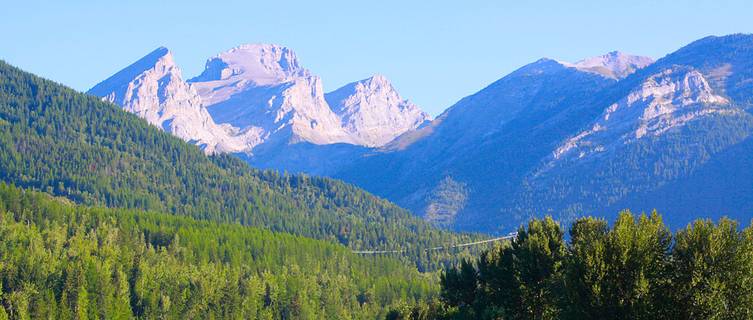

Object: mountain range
[0,59,471,318]
[89,44,430,159]
[0,57,493,273]
[91,34,753,233]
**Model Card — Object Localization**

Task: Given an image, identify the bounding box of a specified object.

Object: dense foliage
[392,211,753,319]
[0,183,441,319]
[0,60,486,271]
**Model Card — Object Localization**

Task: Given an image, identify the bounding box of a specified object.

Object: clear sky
[2,0,752,116]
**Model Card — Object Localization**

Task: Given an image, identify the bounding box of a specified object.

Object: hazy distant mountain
[335,56,616,230]
[335,34,753,233]
[561,51,654,79]
[91,44,429,165]
[514,34,753,229]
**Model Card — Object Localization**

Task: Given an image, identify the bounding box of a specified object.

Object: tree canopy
[395,211,753,320]
[0,183,439,319]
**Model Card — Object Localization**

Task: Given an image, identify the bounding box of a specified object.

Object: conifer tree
[0,283,8,320]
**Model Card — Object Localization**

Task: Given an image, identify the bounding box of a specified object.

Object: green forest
[0,60,488,272]
[0,183,439,319]
[391,212,753,320]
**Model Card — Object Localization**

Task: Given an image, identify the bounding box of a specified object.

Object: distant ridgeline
[0,60,489,272]
[333,34,753,234]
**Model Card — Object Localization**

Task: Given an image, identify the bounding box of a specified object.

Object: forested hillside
[391,212,753,319]
[0,60,485,271]
[0,183,438,319]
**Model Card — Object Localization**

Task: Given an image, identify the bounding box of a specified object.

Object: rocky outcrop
[326,75,430,147]
[91,44,431,157]
[552,66,732,162]
[88,47,260,154]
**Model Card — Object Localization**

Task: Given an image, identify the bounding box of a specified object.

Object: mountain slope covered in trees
[0,183,437,319]
[0,60,484,271]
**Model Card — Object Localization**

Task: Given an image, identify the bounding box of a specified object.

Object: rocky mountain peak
[330,75,400,106]
[188,44,312,107]
[326,75,431,147]
[89,47,176,100]
[360,74,391,88]
[190,44,308,84]
[88,47,262,155]
[89,46,185,123]
[565,51,654,79]
[92,45,431,159]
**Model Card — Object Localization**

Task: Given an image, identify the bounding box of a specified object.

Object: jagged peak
[351,74,398,92]
[221,43,301,67]
[229,43,292,53]
[326,74,405,106]
[189,43,309,85]
[363,74,389,84]
[88,46,177,96]
[324,74,430,147]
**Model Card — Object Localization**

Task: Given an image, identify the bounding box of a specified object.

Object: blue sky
[2,0,752,115]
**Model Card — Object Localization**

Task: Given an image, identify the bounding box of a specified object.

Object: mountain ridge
[334,34,753,233]
[91,44,431,160]
[88,47,262,154]
[86,34,753,234]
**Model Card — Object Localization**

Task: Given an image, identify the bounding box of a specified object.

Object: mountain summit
[326,75,431,147]
[562,51,655,79]
[188,44,351,147]
[90,44,430,159]
[189,44,310,105]
[88,47,259,154]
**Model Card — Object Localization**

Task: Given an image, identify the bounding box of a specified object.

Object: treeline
[0,60,485,271]
[390,211,753,319]
[0,183,440,319]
